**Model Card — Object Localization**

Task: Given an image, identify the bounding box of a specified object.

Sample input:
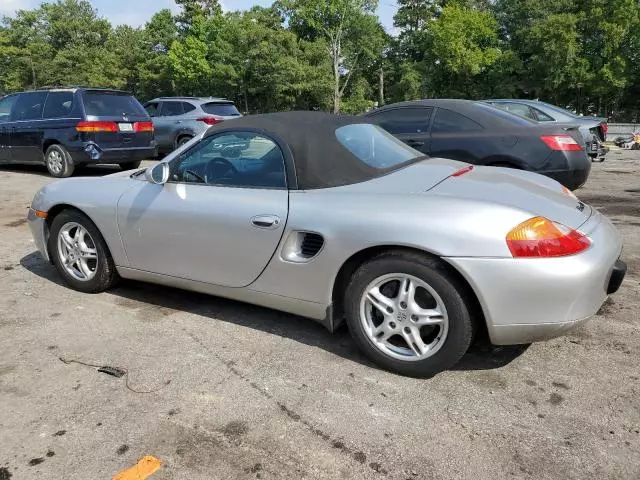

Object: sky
[0,0,399,33]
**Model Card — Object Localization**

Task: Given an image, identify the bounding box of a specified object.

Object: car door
[367,107,433,154]
[428,108,485,162]
[154,101,184,150]
[9,91,48,163]
[0,94,19,163]
[117,130,289,288]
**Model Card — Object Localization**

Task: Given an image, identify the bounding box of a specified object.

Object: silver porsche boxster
[27,112,626,377]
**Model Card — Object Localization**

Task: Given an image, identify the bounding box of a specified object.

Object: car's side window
[182,102,196,114]
[0,95,18,124]
[160,102,184,117]
[532,107,554,122]
[431,109,483,133]
[10,92,48,121]
[170,131,287,189]
[369,107,433,134]
[499,102,536,120]
[42,91,75,119]
[145,102,160,117]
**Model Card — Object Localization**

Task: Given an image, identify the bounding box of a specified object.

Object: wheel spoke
[80,247,97,259]
[60,231,74,250]
[366,287,395,315]
[397,277,415,305]
[402,327,428,356]
[76,258,92,278]
[412,308,444,326]
[372,322,394,341]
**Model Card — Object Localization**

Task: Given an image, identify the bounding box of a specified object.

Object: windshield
[82,91,147,117]
[335,123,423,169]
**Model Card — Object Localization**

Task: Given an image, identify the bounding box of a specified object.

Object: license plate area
[118,123,133,132]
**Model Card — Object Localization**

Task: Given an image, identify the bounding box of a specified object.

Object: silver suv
[144,97,242,154]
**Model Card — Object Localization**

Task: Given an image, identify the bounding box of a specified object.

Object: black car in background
[365,99,592,190]
[0,88,156,177]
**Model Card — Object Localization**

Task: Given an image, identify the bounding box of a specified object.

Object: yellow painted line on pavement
[113,456,162,480]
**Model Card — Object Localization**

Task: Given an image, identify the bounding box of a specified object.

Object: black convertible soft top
[204,111,415,190]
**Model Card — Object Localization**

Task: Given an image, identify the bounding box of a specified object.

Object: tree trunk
[378,68,384,106]
[333,52,340,114]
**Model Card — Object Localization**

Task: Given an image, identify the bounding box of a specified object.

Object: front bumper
[27,209,50,262]
[447,211,625,345]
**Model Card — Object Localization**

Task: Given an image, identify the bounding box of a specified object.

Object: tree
[280,0,384,113]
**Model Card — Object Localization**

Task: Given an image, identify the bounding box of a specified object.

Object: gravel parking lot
[1,152,639,480]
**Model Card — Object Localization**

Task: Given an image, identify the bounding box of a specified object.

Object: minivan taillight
[197,116,221,126]
[76,121,118,133]
[540,135,583,151]
[134,121,154,133]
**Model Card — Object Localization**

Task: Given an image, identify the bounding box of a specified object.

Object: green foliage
[0,0,639,118]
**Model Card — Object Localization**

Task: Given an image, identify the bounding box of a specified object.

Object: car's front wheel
[48,209,119,293]
[45,144,75,178]
[344,251,475,377]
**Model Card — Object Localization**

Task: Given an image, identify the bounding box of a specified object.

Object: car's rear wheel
[177,135,193,149]
[48,210,119,293]
[45,144,75,178]
[344,251,474,377]
[119,160,142,171]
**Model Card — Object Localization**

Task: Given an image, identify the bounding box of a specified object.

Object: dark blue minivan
[0,88,156,177]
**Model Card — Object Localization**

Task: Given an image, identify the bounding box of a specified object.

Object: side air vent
[300,233,324,258]
[281,231,325,263]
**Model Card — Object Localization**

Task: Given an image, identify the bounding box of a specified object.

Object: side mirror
[145,162,169,185]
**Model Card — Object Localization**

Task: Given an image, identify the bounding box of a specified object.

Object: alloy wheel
[47,150,64,175]
[57,222,98,281]
[359,273,449,361]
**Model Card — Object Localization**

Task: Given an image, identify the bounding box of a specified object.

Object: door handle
[407,139,424,147]
[175,120,182,124]
[251,215,281,229]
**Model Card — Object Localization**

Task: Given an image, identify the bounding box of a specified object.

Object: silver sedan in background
[486,99,609,160]
[27,112,626,377]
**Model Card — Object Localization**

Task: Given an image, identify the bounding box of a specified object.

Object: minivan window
[83,92,147,117]
[43,91,75,119]
[202,103,241,116]
[336,123,422,169]
[0,95,18,123]
[11,92,48,121]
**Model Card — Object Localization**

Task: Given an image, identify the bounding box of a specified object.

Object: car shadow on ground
[20,251,529,374]
[0,164,123,178]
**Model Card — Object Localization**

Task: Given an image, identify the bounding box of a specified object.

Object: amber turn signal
[506,216,590,258]
[33,209,48,219]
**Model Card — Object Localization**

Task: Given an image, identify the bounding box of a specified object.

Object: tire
[176,135,193,149]
[344,251,475,377]
[119,160,142,171]
[45,144,75,178]
[48,209,119,293]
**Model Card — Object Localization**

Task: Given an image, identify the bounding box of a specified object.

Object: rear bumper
[539,151,591,190]
[69,143,157,165]
[447,211,625,345]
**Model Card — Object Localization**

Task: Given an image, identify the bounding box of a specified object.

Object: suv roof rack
[158,96,231,101]
[34,86,129,93]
